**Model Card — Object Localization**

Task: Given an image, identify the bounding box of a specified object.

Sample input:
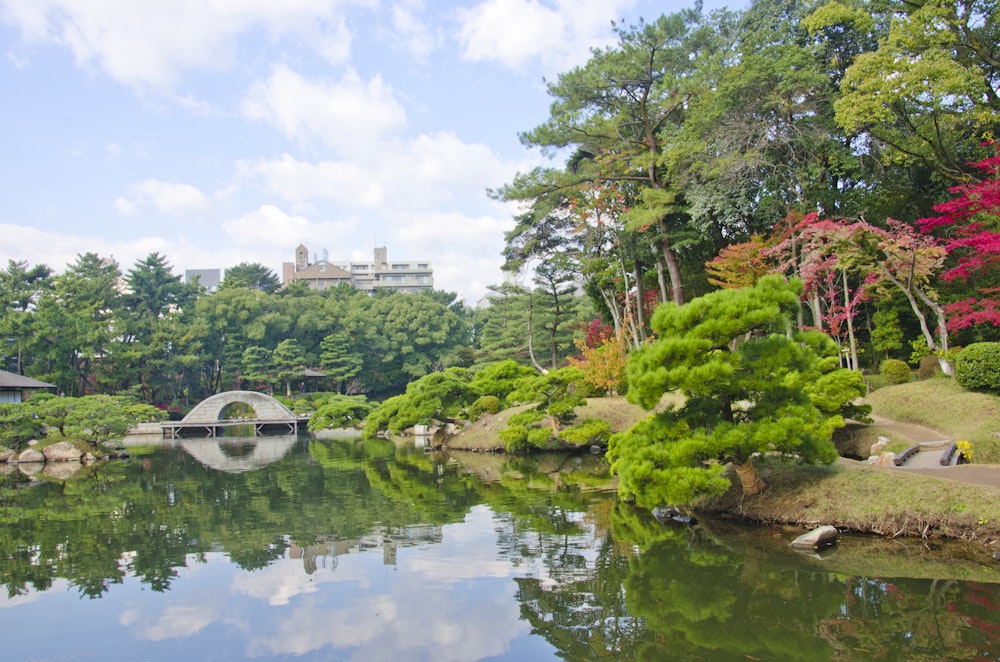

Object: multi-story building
[281,245,353,291]
[282,245,433,293]
[184,269,222,292]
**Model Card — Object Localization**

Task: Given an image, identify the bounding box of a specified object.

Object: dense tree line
[0,253,597,405]
[497,0,1000,367]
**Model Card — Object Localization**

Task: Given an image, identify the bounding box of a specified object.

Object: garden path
[867,414,1000,488]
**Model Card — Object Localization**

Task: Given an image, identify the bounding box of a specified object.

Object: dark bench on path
[893,445,920,466]
[939,442,958,466]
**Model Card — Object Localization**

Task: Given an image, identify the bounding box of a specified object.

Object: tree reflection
[0,437,481,598]
[0,438,997,662]
[500,501,1000,661]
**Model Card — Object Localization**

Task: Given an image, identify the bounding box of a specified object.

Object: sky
[0,0,733,303]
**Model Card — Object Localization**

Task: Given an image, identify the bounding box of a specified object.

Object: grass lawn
[700,456,1000,540]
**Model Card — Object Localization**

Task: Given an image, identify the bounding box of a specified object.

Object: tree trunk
[735,458,766,495]
[634,263,646,336]
[842,269,859,370]
[654,259,670,304]
[913,286,954,375]
[878,265,954,375]
[526,292,548,374]
[657,219,684,305]
[600,288,622,337]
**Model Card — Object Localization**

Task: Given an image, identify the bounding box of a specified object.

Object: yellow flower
[956,439,973,461]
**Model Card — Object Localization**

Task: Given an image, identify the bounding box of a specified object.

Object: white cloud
[133,603,223,641]
[242,66,407,155]
[236,154,386,210]
[456,0,637,70]
[113,197,137,217]
[236,131,515,213]
[117,180,212,217]
[0,0,371,93]
[308,16,355,66]
[230,554,365,606]
[0,223,283,285]
[229,125,519,300]
[222,205,357,248]
[388,1,439,60]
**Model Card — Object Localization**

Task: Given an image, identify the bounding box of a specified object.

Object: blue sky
[1,0,734,302]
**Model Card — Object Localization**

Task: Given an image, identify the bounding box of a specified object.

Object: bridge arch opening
[219,401,256,421]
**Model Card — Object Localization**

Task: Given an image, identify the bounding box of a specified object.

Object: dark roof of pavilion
[0,369,56,389]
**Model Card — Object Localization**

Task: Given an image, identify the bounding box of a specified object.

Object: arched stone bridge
[162,391,304,438]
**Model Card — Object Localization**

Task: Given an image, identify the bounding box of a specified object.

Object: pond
[1,434,998,661]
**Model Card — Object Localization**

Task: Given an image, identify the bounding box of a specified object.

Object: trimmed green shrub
[499,422,551,451]
[558,419,611,447]
[547,394,586,423]
[917,354,943,380]
[468,395,501,420]
[499,424,529,451]
[0,403,45,449]
[955,342,1000,393]
[527,427,554,447]
[308,396,372,431]
[879,359,912,385]
[508,409,545,427]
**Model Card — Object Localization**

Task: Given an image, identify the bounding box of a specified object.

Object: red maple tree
[918,146,1000,329]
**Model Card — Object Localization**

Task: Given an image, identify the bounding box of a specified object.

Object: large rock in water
[791,525,839,550]
[43,441,83,462]
[17,448,45,463]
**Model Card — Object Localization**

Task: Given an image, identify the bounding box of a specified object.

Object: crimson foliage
[918,147,1000,330]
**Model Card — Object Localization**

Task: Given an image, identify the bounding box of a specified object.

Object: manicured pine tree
[609,275,868,508]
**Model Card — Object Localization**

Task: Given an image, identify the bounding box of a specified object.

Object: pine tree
[609,276,868,507]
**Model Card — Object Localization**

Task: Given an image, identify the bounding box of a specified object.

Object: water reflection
[0,435,997,661]
[178,436,298,473]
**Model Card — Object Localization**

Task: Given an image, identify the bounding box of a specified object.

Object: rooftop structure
[184,269,222,292]
[0,370,56,404]
[283,245,433,294]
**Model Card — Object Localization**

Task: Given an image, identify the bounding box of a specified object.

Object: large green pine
[319,331,363,394]
[609,275,868,507]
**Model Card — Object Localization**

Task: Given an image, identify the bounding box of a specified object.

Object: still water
[1,434,998,661]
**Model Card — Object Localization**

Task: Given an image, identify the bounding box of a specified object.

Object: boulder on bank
[791,525,839,550]
[43,441,84,462]
[17,448,45,464]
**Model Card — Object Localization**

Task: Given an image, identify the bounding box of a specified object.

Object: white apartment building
[282,245,433,293]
